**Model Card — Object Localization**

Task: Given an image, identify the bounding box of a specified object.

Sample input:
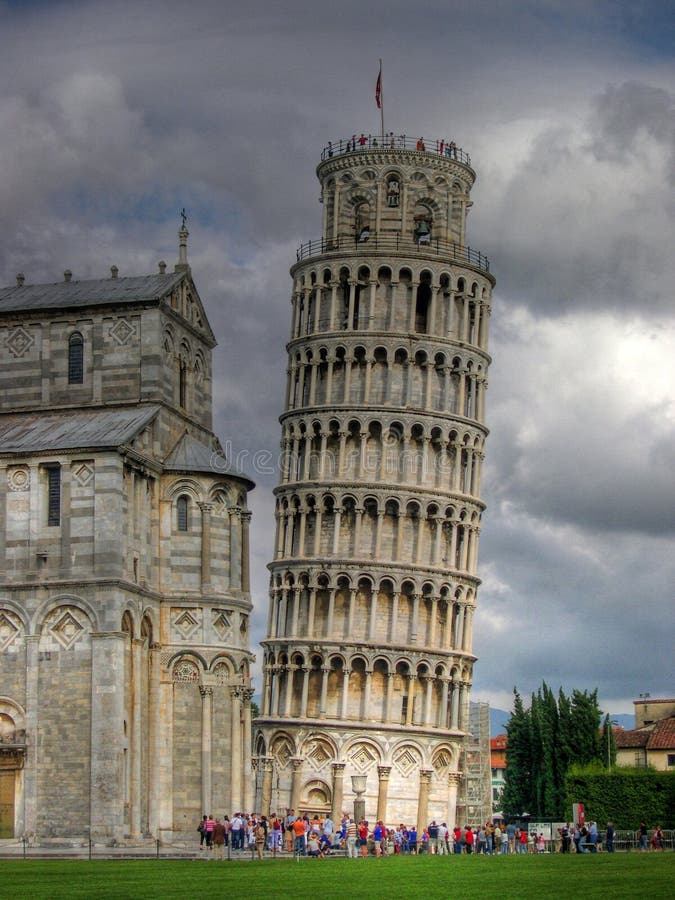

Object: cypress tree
[601,712,617,768]
[502,689,534,816]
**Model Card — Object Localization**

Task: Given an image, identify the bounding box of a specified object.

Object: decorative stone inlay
[349,742,377,772]
[239,616,248,637]
[432,748,453,775]
[5,325,34,358]
[109,317,136,345]
[213,662,230,684]
[393,745,422,776]
[305,738,333,770]
[0,612,21,652]
[72,462,94,487]
[172,659,200,682]
[272,736,293,769]
[50,610,84,650]
[7,466,30,492]
[212,610,232,642]
[172,609,200,641]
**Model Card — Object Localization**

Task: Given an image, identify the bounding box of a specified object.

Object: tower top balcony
[319,133,472,169]
[312,132,485,266]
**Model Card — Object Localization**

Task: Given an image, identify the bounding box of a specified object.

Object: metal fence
[320,134,471,166]
[295,234,490,272]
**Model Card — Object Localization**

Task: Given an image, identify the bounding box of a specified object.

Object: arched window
[68,333,84,384]
[177,495,189,531]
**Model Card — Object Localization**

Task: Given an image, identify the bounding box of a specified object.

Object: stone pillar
[405,675,416,726]
[290,758,304,811]
[241,511,252,592]
[242,688,254,812]
[130,637,143,836]
[331,762,346,822]
[319,667,330,716]
[228,506,241,589]
[385,671,394,722]
[200,686,213,814]
[147,644,162,836]
[447,772,461,830]
[416,769,433,830]
[230,687,242,812]
[439,677,450,728]
[340,667,350,718]
[368,589,378,640]
[90,632,126,840]
[376,766,391,823]
[450,677,460,730]
[283,665,294,716]
[23,635,39,836]
[363,669,372,718]
[424,676,434,726]
[261,757,274,816]
[307,587,317,636]
[199,502,213,591]
[300,667,310,716]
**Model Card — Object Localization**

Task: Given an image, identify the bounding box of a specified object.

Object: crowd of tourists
[196,812,667,858]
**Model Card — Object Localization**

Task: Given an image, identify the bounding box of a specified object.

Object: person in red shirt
[359,820,369,857]
[464,825,474,854]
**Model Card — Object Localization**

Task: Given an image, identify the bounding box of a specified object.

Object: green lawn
[1,853,673,899]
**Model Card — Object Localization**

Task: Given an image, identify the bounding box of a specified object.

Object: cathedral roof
[163,431,254,487]
[0,405,159,453]
[0,273,185,314]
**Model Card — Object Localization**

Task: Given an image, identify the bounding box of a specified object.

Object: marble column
[261,757,274,816]
[230,687,242,811]
[376,766,391,823]
[290,758,304,811]
[416,769,433,830]
[199,685,213,814]
[331,762,346,822]
[199,502,213,591]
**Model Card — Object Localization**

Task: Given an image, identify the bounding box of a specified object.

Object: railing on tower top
[295,234,490,272]
[320,134,471,166]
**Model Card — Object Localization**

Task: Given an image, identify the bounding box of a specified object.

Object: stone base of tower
[253,720,462,829]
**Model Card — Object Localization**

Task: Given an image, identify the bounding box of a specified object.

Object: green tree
[569,689,602,766]
[601,713,617,768]
[501,689,534,816]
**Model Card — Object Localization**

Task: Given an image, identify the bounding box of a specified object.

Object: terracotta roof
[646,716,675,750]
[615,728,650,749]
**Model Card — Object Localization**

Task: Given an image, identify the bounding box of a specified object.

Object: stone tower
[0,228,255,841]
[254,134,494,828]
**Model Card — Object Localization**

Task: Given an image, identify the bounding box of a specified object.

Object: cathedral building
[0,227,254,841]
[254,135,494,827]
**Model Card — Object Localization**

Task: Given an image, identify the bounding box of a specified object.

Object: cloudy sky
[1,0,673,717]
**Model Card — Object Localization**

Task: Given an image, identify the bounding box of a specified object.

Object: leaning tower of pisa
[253,133,494,828]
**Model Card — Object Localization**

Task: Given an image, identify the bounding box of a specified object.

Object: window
[179,359,187,407]
[46,464,61,526]
[68,332,84,384]
[667,754,675,767]
[177,495,189,531]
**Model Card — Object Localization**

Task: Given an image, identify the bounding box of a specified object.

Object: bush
[564,766,675,828]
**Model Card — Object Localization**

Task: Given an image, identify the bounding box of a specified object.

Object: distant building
[0,227,254,841]
[490,733,507,813]
[615,698,675,771]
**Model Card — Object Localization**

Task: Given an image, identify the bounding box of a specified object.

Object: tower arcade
[254,134,495,826]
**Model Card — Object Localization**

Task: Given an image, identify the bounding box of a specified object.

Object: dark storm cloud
[1,0,673,712]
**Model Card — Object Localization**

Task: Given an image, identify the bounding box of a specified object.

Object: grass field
[1,853,673,899]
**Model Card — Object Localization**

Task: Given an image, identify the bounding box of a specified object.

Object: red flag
[375,64,382,109]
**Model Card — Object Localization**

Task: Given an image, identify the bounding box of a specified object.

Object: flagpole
[379,59,384,143]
